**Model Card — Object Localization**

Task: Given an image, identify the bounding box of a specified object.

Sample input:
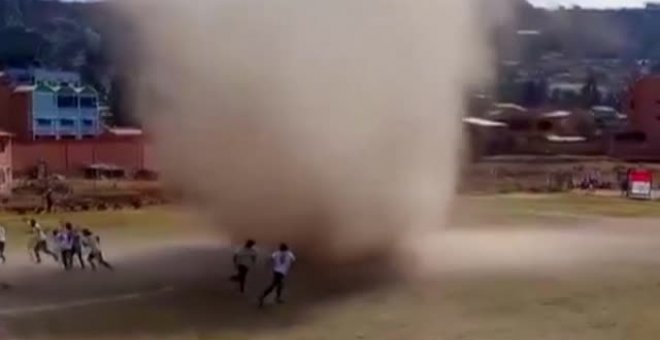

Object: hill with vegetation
[1,0,659,122]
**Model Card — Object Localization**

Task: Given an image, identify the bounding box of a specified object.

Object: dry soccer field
[1,194,660,340]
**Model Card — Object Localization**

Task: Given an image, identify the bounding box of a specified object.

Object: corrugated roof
[591,106,616,112]
[107,127,143,136]
[463,117,508,127]
[493,103,527,112]
[85,163,124,171]
[540,110,572,119]
[14,81,99,94]
[546,135,586,143]
[517,30,541,36]
[13,85,36,93]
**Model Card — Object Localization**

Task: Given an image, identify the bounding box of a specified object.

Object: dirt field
[1,195,660,339]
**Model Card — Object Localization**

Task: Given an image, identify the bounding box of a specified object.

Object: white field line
[0,286,175,317]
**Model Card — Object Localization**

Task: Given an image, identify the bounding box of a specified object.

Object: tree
[109,74,139,127]
[0,26,46,67]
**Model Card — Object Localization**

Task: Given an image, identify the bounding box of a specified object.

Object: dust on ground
[1,201,660,339]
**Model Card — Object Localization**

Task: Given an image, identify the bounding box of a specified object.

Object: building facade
[626,75,660,140]
[0,68,101,140]
[0,68,155,181]
[610,75,660,158]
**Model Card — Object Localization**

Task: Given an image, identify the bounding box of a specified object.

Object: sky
[528,0,647,8]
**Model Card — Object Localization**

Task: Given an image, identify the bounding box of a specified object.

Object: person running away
[231,239,257,293]
[27,219,57,264]
[56,226,73,270]
[65,223,85,269]
[259,243,296,307]
[82,229,113,271]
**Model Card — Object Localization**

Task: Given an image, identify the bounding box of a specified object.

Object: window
[36,119,52,127]
[80,96,97,108]
[82,119,94,127]
[60,119,75,127]
[57,95,77,108]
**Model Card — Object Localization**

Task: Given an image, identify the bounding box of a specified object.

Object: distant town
[466,1,660,160]
[1,0,660,185]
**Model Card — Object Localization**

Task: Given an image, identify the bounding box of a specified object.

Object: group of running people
[0,222,293,304]
[0,218,113,271]
[231,240,296,307]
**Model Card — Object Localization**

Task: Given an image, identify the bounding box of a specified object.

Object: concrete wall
[12,137,157,176]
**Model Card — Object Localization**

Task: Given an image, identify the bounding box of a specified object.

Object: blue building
[3,68,102,140]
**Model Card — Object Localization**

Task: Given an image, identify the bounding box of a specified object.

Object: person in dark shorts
[259,243,296,307]
[231,239,257,293]
[65,223,86,269]
[82,229,113,271]
[56,226,73,270]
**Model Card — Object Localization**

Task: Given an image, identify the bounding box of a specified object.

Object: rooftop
[463,117,508,128]
[106,127,143,137]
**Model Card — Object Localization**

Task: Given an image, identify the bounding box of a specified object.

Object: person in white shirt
[230,239,257,293]
[259,243,296,307]
[27,219,58,264]
[82,229,113,271]
[0,224,6,264]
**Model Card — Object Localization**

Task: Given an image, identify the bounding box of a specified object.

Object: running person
[27,219,57,264]
[231,239,257,293]
[259,243,296,307]
[56,226,73,270]
[65,223,85,269]
[82,229,113,271]
[0,224,6,264]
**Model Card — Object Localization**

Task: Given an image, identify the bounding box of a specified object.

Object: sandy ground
[1,216,660,339]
